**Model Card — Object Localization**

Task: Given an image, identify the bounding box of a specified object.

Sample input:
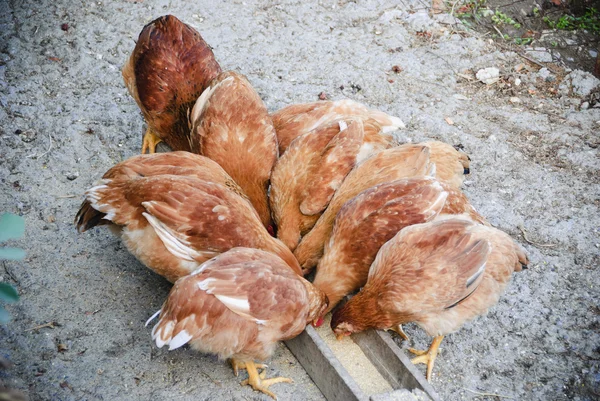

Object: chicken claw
[141,129,162,154]
[389,324,410,342]
[240,360,293,400]
[409,335,444,381]
[230,358,268,377]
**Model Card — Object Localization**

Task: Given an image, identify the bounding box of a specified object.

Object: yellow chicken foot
[389,324,410,342]
[141,129,162,154]
[409,335,444,381]
[240,360,293,400]
[230,358,268,377]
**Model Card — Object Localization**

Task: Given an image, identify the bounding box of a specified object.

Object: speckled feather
[122,15,222,151]
[151,248,328,362]
[271,99,403,155]
[189,71,278,229]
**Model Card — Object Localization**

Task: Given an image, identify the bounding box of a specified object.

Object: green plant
[491,10,520,28]
[514,37,533,45]
[0,213,24,323]
[543,7,600,33]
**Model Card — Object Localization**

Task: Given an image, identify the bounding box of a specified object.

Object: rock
[66,172,79,181]
[525,47,553,63]
[510,97,521,103]
[589,49,598,58]
[476,67,500,85]
[559,70,600,97]
[16,129,36,143]
[581,102,589,110]
[515,78,522,86]
[404,11,438,32]
[537,68,556,83]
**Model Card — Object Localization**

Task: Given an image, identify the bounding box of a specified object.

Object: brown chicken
[149,247,329,399]
[271,99,405,155]
[312,177,487,318]
[189,71,278,230]
[122,15,222,153]
[75,154,300,282]
[294,141,470,272]
[270,119,395,251]
[331,215,528,380]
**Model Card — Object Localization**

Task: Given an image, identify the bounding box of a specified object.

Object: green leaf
[0,214,25,243]
[0,248,26,260]
[0,283,19,303]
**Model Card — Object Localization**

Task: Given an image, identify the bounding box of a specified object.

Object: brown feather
[294,144,433,271]
[122,15,221,151]
[190,71,277,229]
[271,99,402,155]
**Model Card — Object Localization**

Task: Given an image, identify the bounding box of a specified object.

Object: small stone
[66,172,79,181]
[510,97,521,103]
[515,78,522,86]
[581,102,589,110]
[318,92,328,100]
[18,129,36,143]
[391,65,402,73]
[476,67,500,85]
[61,23,69,31]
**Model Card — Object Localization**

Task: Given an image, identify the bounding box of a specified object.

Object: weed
[543,7,600,33]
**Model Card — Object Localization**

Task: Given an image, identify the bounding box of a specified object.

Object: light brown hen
[122,15,222,153]
[313,177,487,318]
[271,99,404,155]
[331,215,528,381]
[295,141,471,272]
[149,248,329,399]
[75,154,300,282]
[189,71,278,230]
[270,119,395,251]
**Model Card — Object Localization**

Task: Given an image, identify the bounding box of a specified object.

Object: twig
[518,224,557,248]
[24,321,60,332]
[463,387,515,399]
[26,132,54,159]
[492,25,506,40]
[54,194,78,199]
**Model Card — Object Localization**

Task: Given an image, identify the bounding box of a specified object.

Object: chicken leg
[230,359,268,377]
[141,128,162,154]
[239,360,293,400]
[409,335,444,381]
[389,324,410,342]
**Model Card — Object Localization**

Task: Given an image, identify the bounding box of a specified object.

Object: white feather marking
[197,278,217,291]
[145,309,161,327]
[467,262,487,287]
[190,76,235,125]
[168,330,193,350]
[338,120,348,131]
[427,162,437,177]
[255,319,268,326]
[356,142,375,164]
[153,321,174,348]
[142,211,197,262]
[383,115,406,130]
[215,295,251,314]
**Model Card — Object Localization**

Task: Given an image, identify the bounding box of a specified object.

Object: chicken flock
[75,15,528,399]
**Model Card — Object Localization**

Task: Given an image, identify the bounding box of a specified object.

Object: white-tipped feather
[384,115,406,130]
[153,321,174,348]
[338,120,348,131]
[142,210,198,262]
[190,76,235,125]
[145,309,161,327]
[168,330,193,350]
[427,163,437,177]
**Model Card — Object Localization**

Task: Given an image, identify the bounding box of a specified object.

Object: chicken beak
[312,317,324,327]
[335,333,345,341]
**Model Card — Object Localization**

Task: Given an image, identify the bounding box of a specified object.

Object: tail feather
[74,200,109,232]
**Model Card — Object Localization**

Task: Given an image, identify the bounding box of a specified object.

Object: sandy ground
[1,0,599,400]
